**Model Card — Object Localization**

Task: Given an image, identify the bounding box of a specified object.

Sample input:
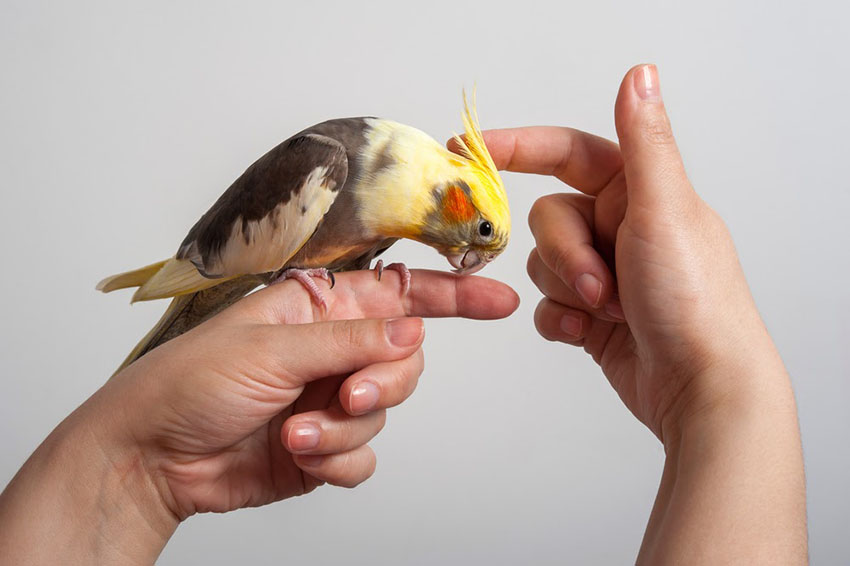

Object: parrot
[97,93,510,374]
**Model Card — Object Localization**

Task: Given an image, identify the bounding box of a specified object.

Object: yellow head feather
[451,90,511,240]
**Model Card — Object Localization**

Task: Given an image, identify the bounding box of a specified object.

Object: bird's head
[415,92,510,275]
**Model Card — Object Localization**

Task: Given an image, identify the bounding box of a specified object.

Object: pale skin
[478,65,806,564]
[0,269,520,563]
[0,65,806,564]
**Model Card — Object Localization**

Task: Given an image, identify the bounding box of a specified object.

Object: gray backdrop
[1,1,847,563]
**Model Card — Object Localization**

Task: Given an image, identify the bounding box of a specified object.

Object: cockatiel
[98,93,510,373]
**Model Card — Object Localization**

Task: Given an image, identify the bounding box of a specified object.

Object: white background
[1,1,847,563]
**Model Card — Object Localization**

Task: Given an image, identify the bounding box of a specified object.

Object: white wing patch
[211,166,339,276]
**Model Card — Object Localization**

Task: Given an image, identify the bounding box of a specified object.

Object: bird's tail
[98,259,264,377]
[96,260,169,294]
[113,293,195,375]
[107,276,265,377]
[97,258,223,302]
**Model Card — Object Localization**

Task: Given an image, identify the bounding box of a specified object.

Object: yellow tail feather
[97,258,232,302]
[96,260,168,293]
[132,258,228,302]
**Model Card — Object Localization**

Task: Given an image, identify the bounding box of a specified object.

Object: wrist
[642,346,807,564]
[75,389,182,559]
[0,394,179,564]
[659,325,795,449]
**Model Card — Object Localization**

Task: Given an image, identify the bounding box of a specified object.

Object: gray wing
[177,133,349,278]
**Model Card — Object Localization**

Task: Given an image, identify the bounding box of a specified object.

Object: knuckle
[399,364,421,399]
[533,305,557,342]
[412,348,425,373]
[338,415,355,443]
[341,451,375,488]
[374,410,387,433]
[527,200,543,227]
[528,194,559,228]
[641,112,675,147]
[526,248,540,280]
[544,244,574,283]
[401,351,424,381]
[331,320,367,350]
[363,449,377,479]
[534,317,558,342]
[332,456,357,488]
[393,350,425,396]
[384,362,410,399]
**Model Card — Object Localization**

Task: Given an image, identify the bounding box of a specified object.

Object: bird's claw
[271,268,335,310]
[373,260,410,295]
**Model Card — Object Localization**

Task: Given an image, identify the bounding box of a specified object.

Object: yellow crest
[451,89,510,235]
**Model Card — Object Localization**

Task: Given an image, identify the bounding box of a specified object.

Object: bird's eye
[478,220,493,238]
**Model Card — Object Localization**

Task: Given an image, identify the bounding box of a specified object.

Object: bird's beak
[446,250,488,275]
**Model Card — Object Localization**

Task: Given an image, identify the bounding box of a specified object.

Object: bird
[97,92,510,374]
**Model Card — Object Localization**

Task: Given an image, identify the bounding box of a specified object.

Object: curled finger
[533,298,592,345]
[293,445,377,488]
[282,407,386,455]
[339,348,425,416]
[528,193,618,312]
[527,248,624,323]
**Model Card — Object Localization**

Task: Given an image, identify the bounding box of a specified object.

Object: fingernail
[386,317,423,347]
[604,298,626,321]
[350,381,380,415]
[297,455,324,468]
[560,314,583,338]
[288,423,320,452]
[634,64,661,101]
[575,273,603,308]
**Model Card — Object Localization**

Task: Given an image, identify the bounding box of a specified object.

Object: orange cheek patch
[442,185,476,223]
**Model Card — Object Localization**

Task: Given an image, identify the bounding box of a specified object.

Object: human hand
[476,65,805,564]
[0,269,517,564]
[106,269,517,513]
[480,66,787,442]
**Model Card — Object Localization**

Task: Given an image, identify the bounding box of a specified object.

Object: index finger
[451,127,623,196]
[239,269,520,324]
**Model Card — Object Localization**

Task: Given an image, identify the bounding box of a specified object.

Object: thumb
[614,64,692,208]
[262,317,424,387]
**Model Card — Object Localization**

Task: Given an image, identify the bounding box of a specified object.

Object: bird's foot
[270,268,336,309]
[373,260,411,295]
